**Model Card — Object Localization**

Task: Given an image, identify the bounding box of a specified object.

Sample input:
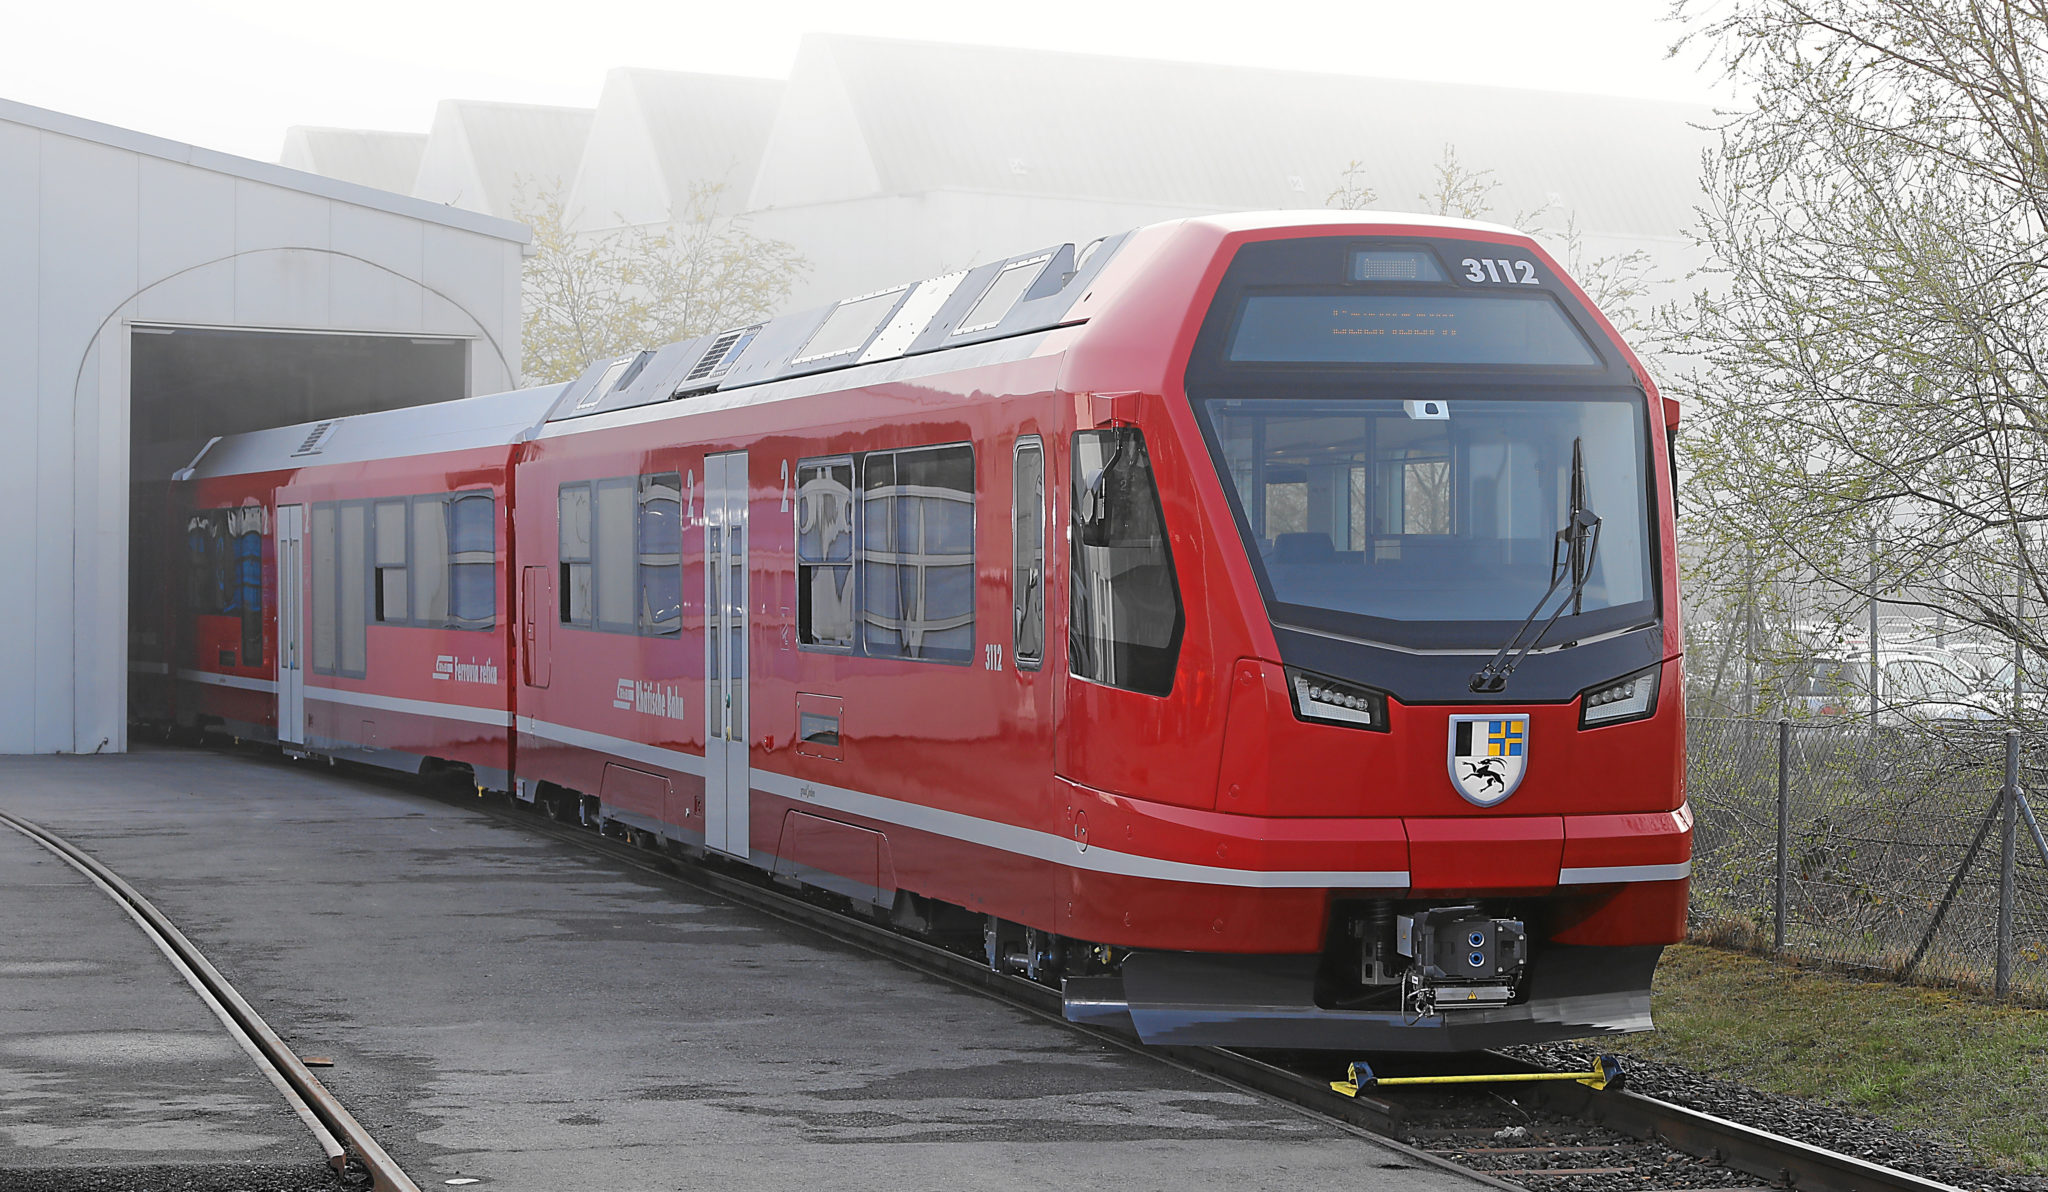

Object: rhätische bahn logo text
[1447,715,1529,807]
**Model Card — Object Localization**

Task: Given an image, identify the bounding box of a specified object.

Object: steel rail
[473,795,1968,1192]
[0,809,348,1172]
[0,809,420,1192]
[1505,1060,1963,1192]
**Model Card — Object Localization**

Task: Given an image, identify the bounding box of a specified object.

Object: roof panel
[189,386,566,479]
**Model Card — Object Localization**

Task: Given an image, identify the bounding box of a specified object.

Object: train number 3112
[1462,258,1539,285]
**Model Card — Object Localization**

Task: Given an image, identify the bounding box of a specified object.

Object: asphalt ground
[0,789,331,1191]
[0,745,1485,1192]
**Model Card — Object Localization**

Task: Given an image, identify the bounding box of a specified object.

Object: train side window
[187,512,242,626]
[337,502,368,678]
[185,510,231,616]
[595,478,637,633]
[412,498,448,625]
[373,500,408,623]
[861,443,974,663]
[447,492,495,630]
[234,511,263,668]
[558,484,592,626]
[310,504,337,674]
[795,456,855,650]
[638,473,682,635]
[1011,437,1044,669]
[1071,429,1182,696]
[184,506,263,667]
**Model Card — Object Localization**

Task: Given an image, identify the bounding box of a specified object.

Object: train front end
[1059,215,1686,1050]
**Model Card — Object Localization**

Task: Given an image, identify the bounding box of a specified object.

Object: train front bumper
[1063,943,1662,1052]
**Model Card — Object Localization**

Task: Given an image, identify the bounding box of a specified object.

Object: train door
[703,452,750,859]
[275,504,305,746]
[521,567,551,688]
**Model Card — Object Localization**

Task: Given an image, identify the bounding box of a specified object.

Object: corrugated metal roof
[754,34,1713,240]
[277,127,428,196]
[413,100,595,219]
[188,386,566,479]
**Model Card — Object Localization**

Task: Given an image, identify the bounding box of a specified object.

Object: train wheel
[984,917,1029,976]
[1023,929,1064,984]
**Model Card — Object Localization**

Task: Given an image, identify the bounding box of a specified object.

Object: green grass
[1613,945,2048,1171]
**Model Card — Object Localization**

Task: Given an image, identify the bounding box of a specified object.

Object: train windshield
[1200,393,1654,648]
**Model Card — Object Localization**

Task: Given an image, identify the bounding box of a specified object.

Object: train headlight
[1578,666,1660,728]
[1285,668,1389,732]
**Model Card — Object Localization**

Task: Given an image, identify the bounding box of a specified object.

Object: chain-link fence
[1686,717,2048,1002]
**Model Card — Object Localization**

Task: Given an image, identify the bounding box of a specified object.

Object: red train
[143,212,1690,1051]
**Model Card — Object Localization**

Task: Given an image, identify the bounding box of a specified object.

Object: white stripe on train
[175,669,276,693]
[171,678,1686,891]
[513,715,1688,890]
[305,686,512,727]
[521,712,1409,891]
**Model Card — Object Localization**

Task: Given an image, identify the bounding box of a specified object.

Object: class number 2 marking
[1462,257,1539,285]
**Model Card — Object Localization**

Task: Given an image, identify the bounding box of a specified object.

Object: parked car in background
[1945,641,2047,719]
[1790,647,2004,727]
[1877,650,2002,727]
[1790,654,1868,720]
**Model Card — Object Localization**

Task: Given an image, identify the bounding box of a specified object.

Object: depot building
[0,98,527,754]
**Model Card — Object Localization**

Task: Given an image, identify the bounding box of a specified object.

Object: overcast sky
[5,0,1731,164]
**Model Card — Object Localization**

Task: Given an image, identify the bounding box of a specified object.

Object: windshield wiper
[1469,437,1602,694]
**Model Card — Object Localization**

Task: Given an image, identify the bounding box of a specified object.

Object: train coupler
[1329,1054,1625,1097]
[1396,905,1527,1015]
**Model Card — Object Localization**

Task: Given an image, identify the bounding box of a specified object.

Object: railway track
[445,785,1968,1192]
[6,751,1975,1192]
[0,808,419,1192]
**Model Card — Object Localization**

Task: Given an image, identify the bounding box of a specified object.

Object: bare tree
[518,179,807,385]
[1667,0,2048,699]
[1323,144,1501,217]
[1422,143,1504,221]
[1325,160,1378,210]
[1557,214,1661,340]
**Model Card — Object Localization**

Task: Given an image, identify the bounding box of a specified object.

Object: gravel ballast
[1505,1043,2048,1192]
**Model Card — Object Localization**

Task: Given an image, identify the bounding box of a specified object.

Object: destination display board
[1227,294,1601,367]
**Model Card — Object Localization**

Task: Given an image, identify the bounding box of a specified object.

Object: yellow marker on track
[1330,1055,1623,1098]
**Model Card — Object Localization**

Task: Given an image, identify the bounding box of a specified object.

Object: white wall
[0,99,527,754]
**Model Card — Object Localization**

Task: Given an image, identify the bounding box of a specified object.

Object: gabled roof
[564,69,783,230]
[278,127,429,196]
[0,96,525,243]
[412,99,595,220]
[750,34,1712,240]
